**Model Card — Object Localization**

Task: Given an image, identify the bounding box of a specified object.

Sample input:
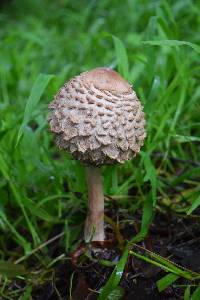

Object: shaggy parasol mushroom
[48,67,146,242]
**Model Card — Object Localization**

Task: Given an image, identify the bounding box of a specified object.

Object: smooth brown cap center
[82,67,131,93]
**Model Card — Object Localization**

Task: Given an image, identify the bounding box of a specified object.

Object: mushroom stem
[84,166,105,242]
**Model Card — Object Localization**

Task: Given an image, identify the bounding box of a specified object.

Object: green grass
[0,0,200,298]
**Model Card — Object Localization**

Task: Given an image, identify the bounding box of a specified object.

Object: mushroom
[48,67,146,242]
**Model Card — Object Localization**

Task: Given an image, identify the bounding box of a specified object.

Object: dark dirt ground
[31,206,200,300]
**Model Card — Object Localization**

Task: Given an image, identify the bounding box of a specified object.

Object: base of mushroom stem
[84,212,105,243]
[90,232,117,249]
[71,233,116,267]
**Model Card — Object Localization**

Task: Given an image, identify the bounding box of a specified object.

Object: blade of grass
[130,247,200,280]
[0,211,30,251]
[0,261,25,278]
[149,250,200,279]
[16,73,54,146]
[98,247,128,300]
[192,287,200,300]
[112,35,129,79]
[142,151,157,206]
[173,135,200,143]
[157,273,179,292]
[187,195,200,215]
[170,167,200,187]
[107,287,124,299]
[131,191,154,242]
[0,152,40,247]
[170,83,187,133]
[142,40,200,53]
[20,286,32,300]
[130,250,176,272]
[184,286,191,300]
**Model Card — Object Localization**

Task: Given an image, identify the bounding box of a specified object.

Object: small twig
[69,271,76,300]
[15,232,65,264]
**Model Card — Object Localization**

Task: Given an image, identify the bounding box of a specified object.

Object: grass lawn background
[0,0,200,298]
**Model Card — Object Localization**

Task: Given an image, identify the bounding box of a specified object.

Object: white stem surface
[84,166,105,242]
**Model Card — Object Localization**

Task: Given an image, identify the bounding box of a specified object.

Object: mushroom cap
[48,67,146,166]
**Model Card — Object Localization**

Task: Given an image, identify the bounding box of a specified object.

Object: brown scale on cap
[48,67,146,166]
